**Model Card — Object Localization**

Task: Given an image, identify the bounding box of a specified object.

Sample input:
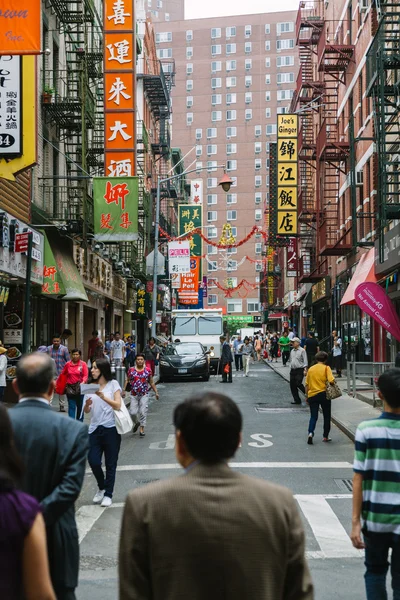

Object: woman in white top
[84,358,122,507]
[0,346,7,402]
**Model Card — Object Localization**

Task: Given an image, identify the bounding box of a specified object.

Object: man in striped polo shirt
[351,368,400,599]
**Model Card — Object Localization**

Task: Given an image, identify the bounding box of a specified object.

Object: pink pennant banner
[355,282,400,342]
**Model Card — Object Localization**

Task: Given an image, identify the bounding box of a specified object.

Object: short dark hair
[0,404,24,489]
[52,334,61,341]
[308,331,314,337]
[173,392,242,464]
[62,329,72,337]
[115,331,120,336]
[378,368,400,408]
[136,353,145,359]
[92,357,113,381]
[92,330,98,336]
[71,348,81,355]
[315,351,328,363]
[16,353,55,395]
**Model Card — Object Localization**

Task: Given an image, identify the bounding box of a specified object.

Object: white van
[171,309,223,372]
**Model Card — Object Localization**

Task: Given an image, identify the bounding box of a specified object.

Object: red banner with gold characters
[103,0,136,178]
[0,1,41,55]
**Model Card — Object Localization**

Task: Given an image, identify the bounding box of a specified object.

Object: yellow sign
[277,114,298,138]
[277,187,297,210]
[277,138,297,162]
[277,162,298,185]
[277,211,298,235]
[0,56,37,181]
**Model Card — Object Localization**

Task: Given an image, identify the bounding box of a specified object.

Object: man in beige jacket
[119,391,314,600]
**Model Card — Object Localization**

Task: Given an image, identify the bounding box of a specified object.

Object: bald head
[13,353,56,399]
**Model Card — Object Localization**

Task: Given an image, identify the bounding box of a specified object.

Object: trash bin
[113,365,126,389]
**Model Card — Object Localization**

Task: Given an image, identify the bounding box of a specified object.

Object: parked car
[159,342,210,382]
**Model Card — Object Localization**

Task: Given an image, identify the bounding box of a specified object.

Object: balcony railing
[317,28,355,74]
[318,219,352,256]
[42,70,96,130]
[39,184,94,231]
[295,0,323,45]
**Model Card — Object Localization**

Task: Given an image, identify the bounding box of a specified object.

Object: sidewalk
[264,359,381,442]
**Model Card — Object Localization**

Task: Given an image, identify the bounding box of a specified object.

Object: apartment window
[186,63,193,75]
[277,72,295,83]
[226,26,236,37]
[255,175,262,187]
[207,161,218,171]
[186,113,193,125]
[226,143,237,154]
[245,75,252,87]
[277,55,295,67]
[231,227,237,236]
[157,0,162,7]
[255,243,262,255]
[277,39,295,50]
[211,44,222,55]
[227,299,242,313]
[265,41,270,51]
[208,277,218,288]
[266,124,277,135]
[186,96,193,108]
[227,260,238,272]
[255,209,262,221]
[277,89,294,101]
[186,30,193,41]
[207,194,217,205]
[207,127,217,138]
[208,226,217,237]
[196,161,203,172]
[207,144,217,155]
[186,47,193,59]
[207,211,217,222]
[255,141,262,153]
[226,59,236,71]
[255,192,262,204]
[208,294,218,305]
[226,160,237,171]
[226,43,236,54]
[265,74,271,85]
[211,60,222,72]
[157,47,172,58]
[277,21,294,34]
[186,80,193,91]
[165,12,170,20]
[226,110,236,121]
[255,158,261,170]
[245,41,252,53]
[195,128,202,140]
[226,76,237,87]
[255,125,262,136]
[266,142,270,152]
[196,144,202,156]
[245,108,252,120]
[226,92,237,104]
[207,178,217,188]
[265,108,271,118]
[265,24,270,34]
[265,57,270,68]
[265,91,271,101]
[211,28,221,39]
[208,245,217,257]
[266,157,270,169]
[245,91,252,104]
[226,126,237,137]
[245,25,252,37]
[208,261,218,272]
[211,111,222,122]
[227,193,237,204]
[211,77,222,88]
[227,209,237,220]
[277,106,288,114]
[156,32,172,43]
[231,177,237,187]
[248,298,260,312]
[211,94,222,105]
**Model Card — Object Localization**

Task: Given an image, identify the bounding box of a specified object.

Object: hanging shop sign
[171,272,181,289]
[168,240,191,274]
[355,282,400,343]
[0,55,21,156]
[276,114,298,236]
[178,257,200,305]
[178,204,202,257]
[93,176,138,241]
[103,0,136,178]
[190,179,203,205]
[0,2,41,55]
[0,211,43,284]
[312,276,331,303]
[287,237,298,277]
[136,287,150,319]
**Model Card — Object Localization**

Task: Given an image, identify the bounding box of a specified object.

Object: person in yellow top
[305,351,335,445]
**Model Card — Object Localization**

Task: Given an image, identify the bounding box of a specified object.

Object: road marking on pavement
[76,505,106,544]
[296,494,362,559]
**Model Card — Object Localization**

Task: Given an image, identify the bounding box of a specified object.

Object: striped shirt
[46,344,70,376]
[354,413,400,535]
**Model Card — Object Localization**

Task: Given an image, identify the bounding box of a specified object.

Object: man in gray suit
[119,391,313,600]
[10,353,89,600]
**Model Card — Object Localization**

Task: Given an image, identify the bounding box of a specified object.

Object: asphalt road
[76,360,365,600]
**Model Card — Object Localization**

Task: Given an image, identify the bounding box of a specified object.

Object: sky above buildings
[185,0,299,19]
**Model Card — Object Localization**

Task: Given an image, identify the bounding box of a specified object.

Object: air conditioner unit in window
[356,171,364,186]
[359,0,368,11]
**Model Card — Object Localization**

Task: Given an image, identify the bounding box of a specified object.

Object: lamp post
[151,165,232,338]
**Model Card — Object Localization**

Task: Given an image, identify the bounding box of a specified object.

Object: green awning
[41,232,88,302]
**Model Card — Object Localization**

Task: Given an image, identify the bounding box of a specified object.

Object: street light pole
[151,164,231,338]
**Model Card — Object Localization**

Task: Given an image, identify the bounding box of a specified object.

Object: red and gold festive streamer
[208,274,270,297]
[159,226,267,248]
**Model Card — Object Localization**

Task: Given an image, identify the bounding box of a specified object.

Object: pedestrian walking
[0,404,56,600]
[110,332,125,366]
[254,336,263,361]
[125,335,136,368]
[289,338,308,405]
[59,349,89,421]
[0,346,7,402]
[119,391,314,600]
[220,335,233,383]
[61,329,73,347]
[270,334,279,362]
[104,333,114,356]
[93,339,109,362]
[351,368,400,599]
[47,334,70,412]
[9,353,88,600]
[84,358,123,508]
[305,351,335,444]
[304,332,319,367]
[278,332,291,366]
[87,330,99,363]
[241,337,254,377]
[288,327,295,341]
[332,333,343,377]
[124,354,159,438]
[233,335,243,372]
[143,337,160,376]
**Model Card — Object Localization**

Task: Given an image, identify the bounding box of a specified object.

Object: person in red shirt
[60,349,89,421]
[87,330,99,363]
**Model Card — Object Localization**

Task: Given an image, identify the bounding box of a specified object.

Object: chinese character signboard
[276,115,298,236]
[0,56,21,156]
[168,240,191,274]
[93,176,139,241]
[41,234,66,297]
[178,204,202,257]
[0,2,41,55]
[136,287,150,318]
[190,179,203,205]
[104,0,136,178]
[178,257,200,304]
[287,237,298,277]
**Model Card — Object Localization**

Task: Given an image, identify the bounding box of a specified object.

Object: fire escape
[40,0,103,238]
[366,0,400,261]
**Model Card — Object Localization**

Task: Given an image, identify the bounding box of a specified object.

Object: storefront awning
[340,248,377,306]
[41,232,88,302]
[267,312,286,320]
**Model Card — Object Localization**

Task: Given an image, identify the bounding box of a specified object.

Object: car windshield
[198,316,223,335]
[172,316,196,336]
[164,343,204,356]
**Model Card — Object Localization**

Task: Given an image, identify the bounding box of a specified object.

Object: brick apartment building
[153,4,299,317]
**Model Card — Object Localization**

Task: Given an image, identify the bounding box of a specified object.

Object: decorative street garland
[159,225,268,248]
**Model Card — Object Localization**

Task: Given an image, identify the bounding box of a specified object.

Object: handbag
[114,400,134,435]
[325,367,342,400]
[223,363,230,374]
[55,372,68,395]
[65,362,84,396]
